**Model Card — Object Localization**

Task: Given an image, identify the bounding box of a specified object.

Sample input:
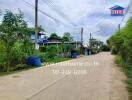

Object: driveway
[0,52,129,100]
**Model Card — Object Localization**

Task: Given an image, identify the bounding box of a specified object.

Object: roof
[64,41,82,44]
[43,41,82,44]
[31,32,45,35]
[110,5,125,10]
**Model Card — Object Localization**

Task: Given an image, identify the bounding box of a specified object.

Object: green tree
[29,25,45,33]
[49,33,61,40]
[108,18,132,63]
[0,10,29,71]
[62,32,73,42]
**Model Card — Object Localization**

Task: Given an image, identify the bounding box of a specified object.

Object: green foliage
[10,42,34,66]
[91,48,97,54]
[115,55,122,64]
[39,46,46,52]
[111,46,118,54]
[13,64,30,71]
[115,55,132,99]
[0,10,34,72]
[28,25,45,33]
[37,52,49,62]
[49,33,61,40]
[89,38,104,53]
[47,57,71,63]
[61,44,72,52]
[108,18,132,63]
[46,45,61,59]
[62,32,73,42]
[72,48,81,55]
[100,44,110,52]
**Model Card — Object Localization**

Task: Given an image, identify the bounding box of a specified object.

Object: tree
[49,33,61,40]
[0,10,29,71]
[29,25,45,33]
[108,18,132,63]
[62,32,73,42]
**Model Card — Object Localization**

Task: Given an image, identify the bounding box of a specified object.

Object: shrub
[72,48,81,55]
[46,45,60,59]
[111,46,118,54]
[39,46,46,52]
[101,44,110,51]
[13,64,30,71]
[91,48,97,54]
[127,39,132,63]
[38,52,49,62]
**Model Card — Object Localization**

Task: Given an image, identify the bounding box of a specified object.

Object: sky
[0,0,131,45]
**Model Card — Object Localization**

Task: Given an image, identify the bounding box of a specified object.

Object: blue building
[110,5,125,16]
[31,32,46,43]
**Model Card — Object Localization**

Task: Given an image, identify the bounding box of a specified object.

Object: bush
[0,62,6,72]
[101,44,110,51]
[111,46,118,54]
[38,52,49,62]
[115,55,122,64]
[0,41,6,71]
[12,64,30,71]
[10,64,30,71]
[91,48,97,54]
[72,48,81,55]
[127,39,132,63]
[108,18,132,62]
[46,45,61,59]
[39,46,46,52]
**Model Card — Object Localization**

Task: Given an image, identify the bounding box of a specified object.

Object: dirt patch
[111,57,129,100]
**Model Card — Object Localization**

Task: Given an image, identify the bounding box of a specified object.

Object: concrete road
[0,52,128,100]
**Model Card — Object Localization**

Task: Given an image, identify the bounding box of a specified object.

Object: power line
[41,0,77,26]
[22,0,71,27]
[119,0,132,26]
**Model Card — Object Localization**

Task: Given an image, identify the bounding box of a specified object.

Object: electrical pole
[81,27,83,44]
[89,33,92,49]
[118,24,120,32]
[35,0,39,51]
[81,27,83,54]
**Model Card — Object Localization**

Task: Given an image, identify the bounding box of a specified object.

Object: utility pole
[81,27,83,54]
[35,0,39,51]
[81,27,83,44]
[89,33,92,49]
[118,24,121,32]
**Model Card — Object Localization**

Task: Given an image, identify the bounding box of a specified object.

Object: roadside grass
[115,55,132,99]
[0,57,72,77]
[0,66,35,76]
[46,57,71,63]
[42,57,72,66]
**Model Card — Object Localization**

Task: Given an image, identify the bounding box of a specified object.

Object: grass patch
[42,57,72,66]
[0,57,72,76]
[115,55,122,65]
[48,57,72,63]
[126,79,132,86]
[0,66,35,77]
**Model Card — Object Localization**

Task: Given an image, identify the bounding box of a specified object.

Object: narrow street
[0,52,128,100]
